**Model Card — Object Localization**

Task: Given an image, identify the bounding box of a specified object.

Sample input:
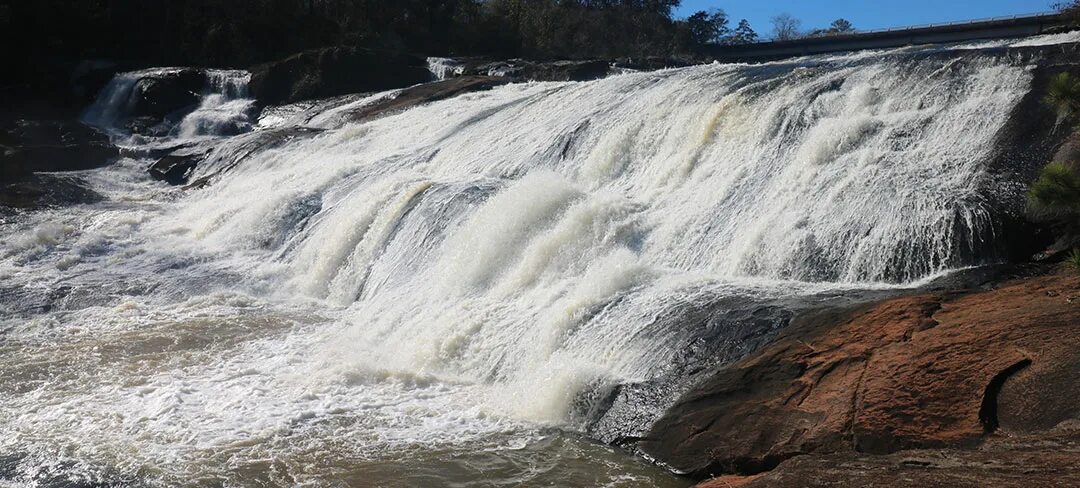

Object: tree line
[4,0,700,70]
[1,0,860,72]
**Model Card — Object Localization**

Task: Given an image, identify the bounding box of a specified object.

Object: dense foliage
[1057,1,1080,22]
[807,18,857,38]
[2,0,742,71]
[1046,73,1080,123]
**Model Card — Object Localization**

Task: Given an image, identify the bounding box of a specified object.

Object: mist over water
[1,34,1072,486]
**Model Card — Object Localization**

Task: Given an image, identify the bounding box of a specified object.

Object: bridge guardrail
[729,10,1063,45]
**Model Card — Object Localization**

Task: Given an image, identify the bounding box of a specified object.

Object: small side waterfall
[176,70,254,138]
[427,57,466,80]
[82,68,255,142]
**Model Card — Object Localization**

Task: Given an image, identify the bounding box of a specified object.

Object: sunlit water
[1,34,1075,486]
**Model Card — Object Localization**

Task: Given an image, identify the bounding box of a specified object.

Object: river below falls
[0,298,685,487]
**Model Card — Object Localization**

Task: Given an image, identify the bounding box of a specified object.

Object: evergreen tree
[829,18,854,33]
[726,19,758,44]
[685,9,729,46]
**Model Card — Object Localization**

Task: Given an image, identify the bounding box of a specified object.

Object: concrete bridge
[705,12,1073,62]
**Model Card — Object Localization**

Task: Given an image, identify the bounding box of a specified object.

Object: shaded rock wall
[247,46,431,106]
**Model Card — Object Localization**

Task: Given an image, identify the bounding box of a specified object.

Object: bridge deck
[706,13,1073,62]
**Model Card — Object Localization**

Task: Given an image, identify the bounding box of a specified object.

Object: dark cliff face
[247,47,432,107]
[981,45,1080,262]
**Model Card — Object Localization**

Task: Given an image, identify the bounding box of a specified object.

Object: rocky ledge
[640,268,1080,486]
[698,428,1080,488]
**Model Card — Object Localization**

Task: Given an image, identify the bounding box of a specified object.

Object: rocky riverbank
[641,267,1080,487]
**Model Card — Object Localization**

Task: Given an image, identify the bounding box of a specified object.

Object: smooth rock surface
[642,270,1080,479]
[695,427,1080,488]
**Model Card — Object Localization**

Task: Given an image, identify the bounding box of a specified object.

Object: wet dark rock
[587,288,901,448]
[184,126,325,188]
[454,57,697,82]
[523,60,611,82]
[148,149,209,185]
[248,46,431,106]
[129,68,206,120]
[123,115,172,137]
[0,173,103,210]
[981,63,1080,261]
[256,93,373,128]
[0,120,118,179]
[334,76,513,125]
[463,59,612,82]
[612,57,695,71]
[467,60,527,78]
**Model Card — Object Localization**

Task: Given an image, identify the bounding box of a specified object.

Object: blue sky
[675,0,1058,35]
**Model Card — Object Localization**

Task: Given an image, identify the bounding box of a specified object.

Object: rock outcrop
[448,57,696,82]
[179,126,325,188]
[0,174,103,211]
[0,120,118,180]
[611,57,694,71]
[521,60,611,82]
[248,46,432,106]
[333,76,513,125]
[696,427,1080,488]
[128,68,206,120]
[148,149,209,186]
[641,269,1080,481]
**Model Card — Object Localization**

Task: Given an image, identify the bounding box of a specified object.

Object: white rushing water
[0,35,1068,486]
[427,57,467,81]
[82,67,256,147]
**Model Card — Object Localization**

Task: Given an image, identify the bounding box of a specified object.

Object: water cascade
[2,34,1077,486]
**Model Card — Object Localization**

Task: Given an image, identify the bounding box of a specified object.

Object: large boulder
[129,68,206,120]
[247,46,431,106]
[148,149,208,186]
[640,269,1080,480]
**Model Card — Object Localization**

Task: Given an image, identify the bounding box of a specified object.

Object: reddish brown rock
[642,270,1080,479]
[705,427,1080,488]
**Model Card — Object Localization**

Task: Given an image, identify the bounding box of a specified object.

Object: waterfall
[175,70,254,138]
[149,44,1032,423]
[427,57,466,81]
[0,35,1070,486]
[82,67,255,143]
